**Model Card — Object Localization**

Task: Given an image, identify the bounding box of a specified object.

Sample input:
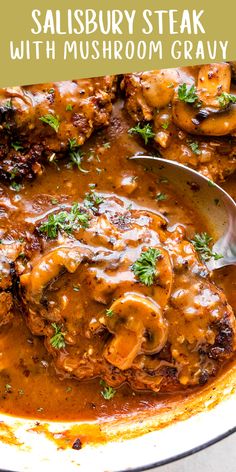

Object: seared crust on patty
[0,76,117,179]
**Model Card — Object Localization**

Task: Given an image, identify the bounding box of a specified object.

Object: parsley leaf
[9,168,19,180]
[68,138,77,151]
[66,104,74,111]
[100,380,116,400]
[11,142,24,152]
[161,121,169,130]
[39,114,60,133]
[191,232,223,261]
[5,384,12,393]
[132,248,162,286]
[39,203,90,238]
[10,182,22,192]
[156,192,167,201]
[208,179,216,188]
[50,323,66,350]
[128,123,155,145]
[73,285,80,292]
[84,191,104,213]
[51,198,58,205]
[218,92,236,108]
[69,149,88,173]
[105,308,114,317]
[5,99,12,109]
[68,139,88,173]
[178,84,199,104]
[188,141,201,155]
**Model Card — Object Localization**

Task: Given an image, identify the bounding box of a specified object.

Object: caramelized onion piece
[104,292,169,370]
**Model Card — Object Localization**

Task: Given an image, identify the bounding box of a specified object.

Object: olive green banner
[0,0,235,87]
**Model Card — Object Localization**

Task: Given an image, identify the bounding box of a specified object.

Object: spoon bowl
[130,156,236,271]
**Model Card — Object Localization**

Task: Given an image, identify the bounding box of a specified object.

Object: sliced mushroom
[173,63,236,136]
[130,209,168,242]
[20,245,93,303]
[172,99,236,136]
[141,69,180,109]
[104,292,169,370]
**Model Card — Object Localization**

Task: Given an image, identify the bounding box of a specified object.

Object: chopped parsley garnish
[191,232,223,261]
[39,203,90,238]
[84,191,104,212]
[39,114,60,133]
[161,121,169,130]
[159,177,169,184]
[11,142,24,152]
[51,198,58,205]
[68,138,77,150]
[48,88,55,94]
[50,323,66,350]
[131,248,162,286]
[68,139,88,173]
[156,192,167,201]
[73,285,80,292]
[9,168,19,180]
[218,92,236,108]
[66,104,74,111]
[5,384,12,393]
[103,142,111,149]
[128,123,155,145]
[105,308,114,317]
[10,182,22,192]
[178,84,199,104]
[208,179,216,187]
[100,380,116,400]
[69,149,88,173]
[188,141,201,155]
[5,99,12,109]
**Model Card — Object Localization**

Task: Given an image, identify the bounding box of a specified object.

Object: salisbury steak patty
[0,76,117,179]
[19,194,236,392]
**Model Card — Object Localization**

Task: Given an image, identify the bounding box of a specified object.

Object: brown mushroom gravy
[0,101,235,421]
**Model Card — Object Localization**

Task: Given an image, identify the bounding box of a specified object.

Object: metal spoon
[130,156,236,271]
